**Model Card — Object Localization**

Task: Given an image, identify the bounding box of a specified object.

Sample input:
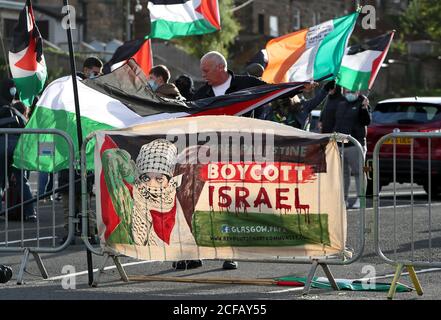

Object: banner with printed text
[95,116,347,261]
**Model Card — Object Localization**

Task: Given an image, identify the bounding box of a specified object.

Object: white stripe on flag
[148,1,204,23]
[37,76,143,128]
[287,47,316,82]
[341,50,383,73]
[287,20,334,82]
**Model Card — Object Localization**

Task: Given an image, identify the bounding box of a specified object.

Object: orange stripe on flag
[262,29,308,84]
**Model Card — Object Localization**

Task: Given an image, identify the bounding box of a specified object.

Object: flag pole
[62,0,94,286]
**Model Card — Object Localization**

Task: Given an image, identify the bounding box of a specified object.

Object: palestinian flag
[14,60,306,172]
[148,0,221,40]
[262,12,358,84]
[103,38,152,75]
[337,31,395,91]
[8,0,47,106]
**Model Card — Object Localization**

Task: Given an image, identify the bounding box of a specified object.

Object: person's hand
[324,80,336,92]
[303,81,319,92]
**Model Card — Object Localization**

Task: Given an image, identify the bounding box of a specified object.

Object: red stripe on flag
[133,39,153,75]
[99,136,121,240]
[189,89,285,117]
[369,32,394,89]
[195,0,221,30]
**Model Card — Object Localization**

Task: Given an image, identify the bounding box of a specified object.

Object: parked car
[366,97,441,196]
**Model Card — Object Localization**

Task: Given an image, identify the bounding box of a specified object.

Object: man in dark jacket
[0,79,36,221]
[332,88,371,209]
[192,51,266,100]
[176,51,266,271]
[320,84,344,134]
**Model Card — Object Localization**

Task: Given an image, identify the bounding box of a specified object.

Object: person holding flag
[326,32,394,209]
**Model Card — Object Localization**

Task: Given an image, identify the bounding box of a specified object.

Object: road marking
[0,236,56,245]
[267,287,304,293]
[45,260,159,281]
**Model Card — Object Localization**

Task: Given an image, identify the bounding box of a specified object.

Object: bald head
[200,51,229,86]
[201,51,227,69]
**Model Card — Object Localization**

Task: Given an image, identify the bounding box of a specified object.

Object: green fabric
[276,276,413,292]
[13,106,114,172]
[13,72,47,107]
[337,66,371,91]
[313,12,359,80]
[102,148,135,245]
[150,19,218,40]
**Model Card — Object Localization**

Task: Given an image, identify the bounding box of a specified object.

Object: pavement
[1,181,441,301]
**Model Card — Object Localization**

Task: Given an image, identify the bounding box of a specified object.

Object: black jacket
[333,96,371,147]
[192,70,266,100]
[320,94,345,134]
[0,104,26,190]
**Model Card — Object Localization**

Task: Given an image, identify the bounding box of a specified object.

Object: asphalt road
[1,178,441,302]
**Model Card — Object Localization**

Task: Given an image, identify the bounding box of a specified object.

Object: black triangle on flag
[10,0,43,63]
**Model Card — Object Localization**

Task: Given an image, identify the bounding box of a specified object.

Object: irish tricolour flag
[148,0,221,40]
[337,31,395,91]
[262,12,359,84]
[9,0,47,106]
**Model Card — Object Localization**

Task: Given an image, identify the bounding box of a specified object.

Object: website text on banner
[94,116,347,261]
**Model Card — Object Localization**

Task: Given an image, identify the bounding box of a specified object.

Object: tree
[400,0,441,41]
[174,0,241,59]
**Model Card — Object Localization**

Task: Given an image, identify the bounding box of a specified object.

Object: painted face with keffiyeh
[132,139,181,246]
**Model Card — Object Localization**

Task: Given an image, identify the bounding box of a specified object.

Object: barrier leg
[92,253,110,288]
[407,265,423,296]
[320,263,339,291]
[31,252,49,279]
[303,260,319,295]
[387,263,404,300]
[112,255,129,283]
[17,248,30,285]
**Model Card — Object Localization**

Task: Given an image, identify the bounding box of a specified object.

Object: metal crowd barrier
[373,132,441,299]
[81,132,366,295]
[0,129,75,284]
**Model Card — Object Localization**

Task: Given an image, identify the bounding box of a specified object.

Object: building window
[269,16,279,37]
[258,14,265,34]
[292,8,300,30]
